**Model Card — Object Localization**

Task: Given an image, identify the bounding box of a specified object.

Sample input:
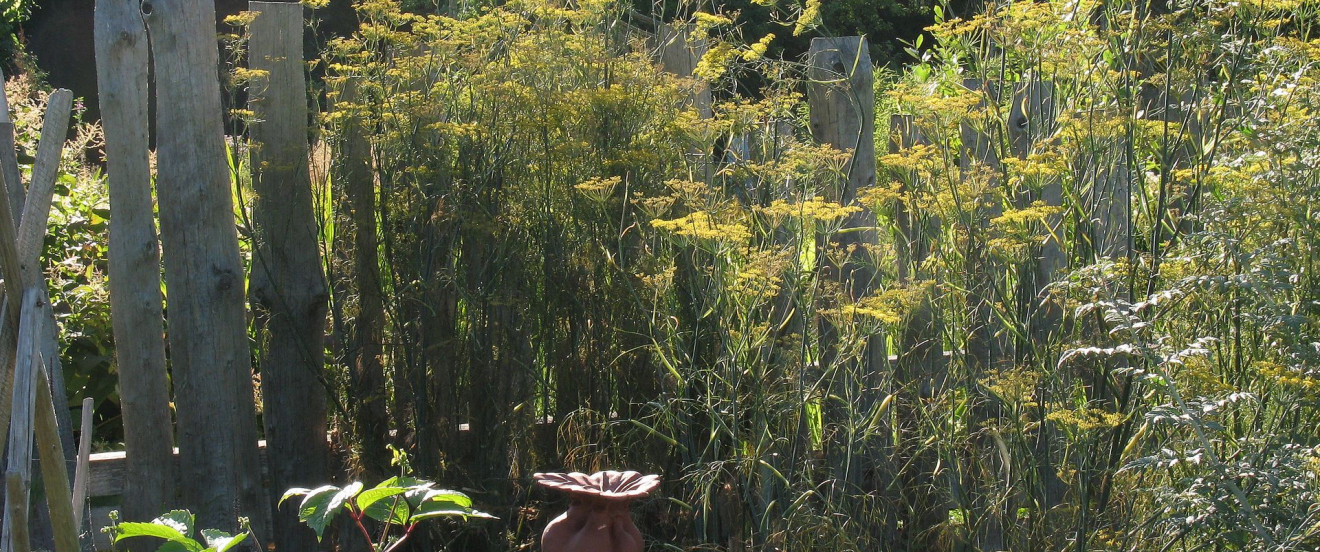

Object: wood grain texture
[2,291,45,552]
[35,359,79,552]
[142,0,267,537]
[94,0,177,531]
[246,4,329,551]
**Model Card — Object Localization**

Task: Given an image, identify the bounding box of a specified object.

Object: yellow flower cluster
[1046,406,1125,432]
[651,210,751,243]
[1257,361,1320,393]
[757,197,860,222]
[574,176,620,203]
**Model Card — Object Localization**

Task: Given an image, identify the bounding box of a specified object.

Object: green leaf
[355,486,406,513]
[154,511,196,539]
[327,481,364,514]
[112,522,192,547]
[415,489,472,509]
[296,485,343,540]
[410,500,496,522]
[279,487,313,508]
[363,495,410,526]
[158,541,194,552]
[199,529,247,552]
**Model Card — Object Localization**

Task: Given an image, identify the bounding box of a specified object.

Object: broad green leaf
[279,487,314,508]
[411,500,496,522]
[362,495,410,526]
[296,485,343,539]
[415,489,472,509]
[297,485,341,512]
[112,522,190,546]
[154,511,197,540]
[327,481,364,514]
[200,529,248,552]
[355,486,406,513]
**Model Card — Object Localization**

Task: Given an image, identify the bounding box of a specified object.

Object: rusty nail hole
[140,1,153,15]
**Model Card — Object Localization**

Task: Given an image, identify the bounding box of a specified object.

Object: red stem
[351,511,378,551]
[381,524,416,552]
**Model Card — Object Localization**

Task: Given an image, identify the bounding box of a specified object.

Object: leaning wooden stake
[72,397,94,535]
[2,290,46,552]
[34,345,80,552]
[94,0,177,529]
[0,88,73,485]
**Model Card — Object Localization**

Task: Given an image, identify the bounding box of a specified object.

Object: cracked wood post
[2,290,46,552]
[141,0,269,538]
[807,36,881,488]
[95,0,177,535]
[0,89,76,552]
[246,4,330,551]
[959,78,1007,552]
[889,114,946,548]
[1005,81,1062,351]
[1006,81,1070,509]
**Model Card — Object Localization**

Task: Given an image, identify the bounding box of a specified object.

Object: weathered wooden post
[656,23,712,118]
[246,4,330,551]
[141,0,269,538]
[807,36,881,495]
[888,114,947,548]
[807,36,881,370]
[329,76,392,484]
[0,88,79,552]
[1006,80,1062,349]
[94,0,177,533]
[959,78,1007,552]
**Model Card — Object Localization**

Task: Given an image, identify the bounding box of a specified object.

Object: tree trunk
[141,0,268,538]
[246,3,329,551]
[94,0,177,533]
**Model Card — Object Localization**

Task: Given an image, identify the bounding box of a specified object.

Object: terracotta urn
[534,470,660,552]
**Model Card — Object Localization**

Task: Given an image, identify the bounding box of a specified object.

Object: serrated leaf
[113,523,190,546]
[155,511,196,539]
[355,486,407,513]
[296,485,343,540]
[280,487,313,508]
[298,485,341,512]
[363,495,410,525]
[328,482,364,514]
[200,529,247,552]
[410,500,496,522]
[416,489,472,509]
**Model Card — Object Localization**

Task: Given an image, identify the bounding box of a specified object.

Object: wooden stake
[72,397,94,534]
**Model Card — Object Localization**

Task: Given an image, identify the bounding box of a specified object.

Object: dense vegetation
[21,0,1320,550]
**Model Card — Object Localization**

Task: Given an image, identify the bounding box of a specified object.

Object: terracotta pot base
[535,471,660,552]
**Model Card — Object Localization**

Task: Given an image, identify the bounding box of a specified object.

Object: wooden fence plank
[2,290,45,552]
[246,4,330,551]
[94,0,177,533]
[142,0,269,537]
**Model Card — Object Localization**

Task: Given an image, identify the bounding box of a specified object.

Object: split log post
[806,36,881,488]
[959,78,1007,552]
[246,4,330,551]
[656,23,712,118]
[1005,81,1062,351]
[330,77,391,483]
[94,0,177,533]
[888,114,946,549]
[141,0,269,538]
